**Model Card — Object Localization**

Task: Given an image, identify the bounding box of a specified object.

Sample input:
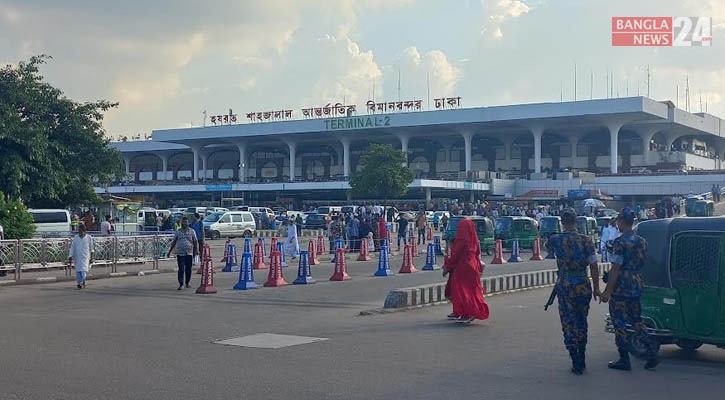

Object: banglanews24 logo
[612,17,712,46]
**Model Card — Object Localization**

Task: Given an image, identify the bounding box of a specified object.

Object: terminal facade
[101,97,725,207]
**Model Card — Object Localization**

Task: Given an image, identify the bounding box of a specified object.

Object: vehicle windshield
[576,219,588,234]
[341,206,355,214]
[317,207,331,214]
[203,212,224,223]
[307,214,325,223]
[495,218,512,231]
[540,218,560,231]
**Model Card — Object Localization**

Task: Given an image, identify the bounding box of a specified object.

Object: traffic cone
[263,251,288,287]
[491,239,507,264]
[269,238,278,264]
[233,251,258,290]
[317,235,326,255]
[399,244,418,273]
[243,238,252,254]
[330,248,351,281]
[367,235,374,252]
[196,243,212,274]
[221,242,239,272]
[427,226,433,242]
[422,242,439,270]
[374,245,393,276]
[434,236,444,256]
[259,238,268,258]
[507,239,523,263]
[277,242,288,267]
[293,250,315,285]
[196,244,217,294]
[252,242,267,269]
[357,238,371,261]
[308,240,320,265]
[530,237,544,261]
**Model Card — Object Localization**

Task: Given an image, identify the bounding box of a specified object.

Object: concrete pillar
[123,156,131,177]
[158,153,168,181]
[425,187,432,208]
[606,122,625,173]
[191,147,200,181]
[531,127,544,174]
[201,152,209,181]
[236,143,246,182]
[287,141,296,182]
[502,136,515,170]
[636,127,659,165]
[398,134,410,166]
[341,137,351,178]
[462,132,473,172]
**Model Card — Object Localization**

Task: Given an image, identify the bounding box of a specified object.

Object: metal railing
[0,234,174,280]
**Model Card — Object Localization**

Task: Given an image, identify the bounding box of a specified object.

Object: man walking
[600,208,659,371]
[546,209,600,375]
[100,215,113,236]
[68,224,94,289]
[416,211,427,245]
[396,214,409,248]
[189,213,205,260]
[166,217,198,290]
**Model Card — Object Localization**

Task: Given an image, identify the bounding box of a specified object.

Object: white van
[28,209,71,233]
[203,211,256,239]
[248,207,274,220]
[136,208,159,229]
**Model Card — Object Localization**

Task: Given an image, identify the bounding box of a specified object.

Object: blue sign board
[205,184,232,191]
[567,189,590,199]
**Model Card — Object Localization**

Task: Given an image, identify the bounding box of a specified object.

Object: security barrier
[0,235,174,280]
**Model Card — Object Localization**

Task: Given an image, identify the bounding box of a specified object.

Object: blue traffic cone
[222,243,239,272]
[374,245,393,276]
[434,236,444,256]
[507,239,523,263]
[293,250,316,285]
[277,242,288,267]
[243,238,252,254]
[259,238,268,258]
[233,251,258,290]
[422,242,439,271]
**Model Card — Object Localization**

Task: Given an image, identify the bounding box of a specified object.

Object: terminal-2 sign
[324,115,391,131]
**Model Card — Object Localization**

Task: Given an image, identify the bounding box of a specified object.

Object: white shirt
[0,224,4,239]
[100,221,112,235]
[69,234,94,272]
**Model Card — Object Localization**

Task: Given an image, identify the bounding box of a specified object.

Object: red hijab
[446,219,481,272]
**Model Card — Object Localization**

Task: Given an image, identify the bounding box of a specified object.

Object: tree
[0,192,35,239]
[0,55,123,208]
[349,143,414,216]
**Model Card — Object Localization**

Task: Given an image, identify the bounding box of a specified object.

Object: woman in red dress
[443,219,490,322]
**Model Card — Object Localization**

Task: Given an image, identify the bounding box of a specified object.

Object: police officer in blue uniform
[600,207,659,371]
[547,208,601,375]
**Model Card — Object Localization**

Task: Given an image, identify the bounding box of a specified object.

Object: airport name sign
[324,116,391,131]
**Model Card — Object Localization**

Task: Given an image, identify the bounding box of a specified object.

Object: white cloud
[239,77,257,91]
[396,46,462,99]
[483,0,531,38]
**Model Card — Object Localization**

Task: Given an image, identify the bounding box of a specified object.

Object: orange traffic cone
[196,244,217,294]
[398,244,418,273]
[330,248,351,281]
[263,251,288,287]
[253,242,267,270]
[357,238,371,261]
[491,239,507,264]
[530,237,544,261]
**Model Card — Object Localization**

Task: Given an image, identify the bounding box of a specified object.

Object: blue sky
[1,0,723,138]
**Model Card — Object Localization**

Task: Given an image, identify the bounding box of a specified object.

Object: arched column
[201,151,209,181]
[462,131,473,172]
[236,143,247,182]
[340,137,351,178]
[526,126,546,174]
[397,134,410,166]
[189,145,201,181]
[634,126,660,164]
[605,122,625,173]
[286,141,297,182]
[123,155,131,179]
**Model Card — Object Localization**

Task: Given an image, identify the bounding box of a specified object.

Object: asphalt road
[1,254,723,400]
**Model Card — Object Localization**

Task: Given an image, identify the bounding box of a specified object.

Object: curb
[363,263,612,315]
[1,268,176,287]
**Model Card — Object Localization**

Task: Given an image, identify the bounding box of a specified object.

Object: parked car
[203,211,256,239]
[340,205,357,215]
[28,209,71,233]
[303,213,328,230]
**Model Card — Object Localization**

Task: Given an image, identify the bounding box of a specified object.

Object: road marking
[213,333,329,349]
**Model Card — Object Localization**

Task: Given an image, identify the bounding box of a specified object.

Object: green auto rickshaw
[685,196,700,216]
[606,217,725,357]
[539,216,562,248]
[444,216,495,255]
[494,216,539,249]
[689,200,714,217]
[576,216,600,249]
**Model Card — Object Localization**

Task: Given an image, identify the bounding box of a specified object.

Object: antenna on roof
[686,73,690,112]
[699,90,703,112]
[560,80,563,102]
[427,72,430,110]
[202,110,207,127]
[647,65,651,98]
[574,62,577,101]
[590,70,593,100]
[397,68,401,102]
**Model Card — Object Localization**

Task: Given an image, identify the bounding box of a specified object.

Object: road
[1,252,723,400]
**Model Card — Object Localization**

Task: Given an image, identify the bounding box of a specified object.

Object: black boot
[569,348,583,375]
[608,349,631,371]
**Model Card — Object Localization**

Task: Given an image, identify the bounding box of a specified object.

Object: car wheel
[211,231,221,240]
[676,339,703,351]
[243,231,252,238]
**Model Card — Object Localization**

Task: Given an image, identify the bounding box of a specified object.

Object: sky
[1,0,724,139]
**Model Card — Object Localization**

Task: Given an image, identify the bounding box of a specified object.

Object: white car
[203,211,256,239]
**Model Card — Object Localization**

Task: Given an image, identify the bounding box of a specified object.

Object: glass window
[220,214,231,223]
[31,212,69,224]
[231,214,243,223]
[203,213,223,223]
[243,214,253,222]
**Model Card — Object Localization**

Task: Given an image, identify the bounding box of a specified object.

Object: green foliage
[0,55,123,208]
[349,143,414,201]
[0,192,35,239]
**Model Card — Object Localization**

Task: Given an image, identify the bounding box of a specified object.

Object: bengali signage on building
[567,189,591,199]
[520,189,561,199]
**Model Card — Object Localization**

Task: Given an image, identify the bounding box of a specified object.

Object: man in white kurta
[284,220,300,259]
[68,224,94,289]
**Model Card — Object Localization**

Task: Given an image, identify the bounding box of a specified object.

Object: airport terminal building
[100,97,725,207]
